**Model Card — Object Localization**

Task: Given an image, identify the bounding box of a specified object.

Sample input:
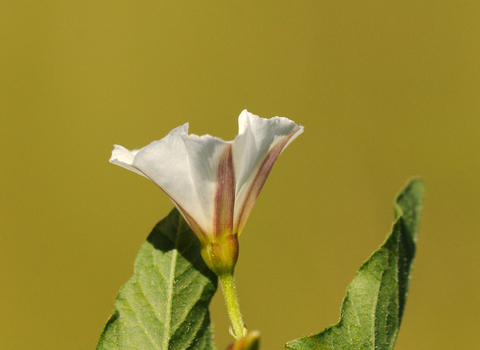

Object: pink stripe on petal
[213,144,235,237]
[236,129,299,234]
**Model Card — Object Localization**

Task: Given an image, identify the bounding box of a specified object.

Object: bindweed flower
[110,110,303,275]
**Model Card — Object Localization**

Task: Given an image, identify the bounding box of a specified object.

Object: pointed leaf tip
[394,178,425,243]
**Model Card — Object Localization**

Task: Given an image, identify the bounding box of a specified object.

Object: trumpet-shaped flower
[110,110,303,274]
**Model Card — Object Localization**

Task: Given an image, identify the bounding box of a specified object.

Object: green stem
[219,272,245,340]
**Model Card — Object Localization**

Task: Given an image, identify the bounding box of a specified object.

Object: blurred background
[1,1,479,349]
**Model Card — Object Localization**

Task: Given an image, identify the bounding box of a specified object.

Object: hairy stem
[219,272,245,340]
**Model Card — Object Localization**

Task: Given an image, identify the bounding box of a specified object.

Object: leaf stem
[219,272,245,340]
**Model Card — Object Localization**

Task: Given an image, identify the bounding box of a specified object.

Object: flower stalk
[219,272,245,340]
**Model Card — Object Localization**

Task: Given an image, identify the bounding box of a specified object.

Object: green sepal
[201,233,239,276]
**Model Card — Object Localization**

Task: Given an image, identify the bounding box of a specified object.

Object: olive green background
[1,1,479,349]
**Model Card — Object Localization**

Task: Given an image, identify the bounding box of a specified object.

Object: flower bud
[227,330,261,350]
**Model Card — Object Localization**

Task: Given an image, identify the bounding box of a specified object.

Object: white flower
[110,110,303,273]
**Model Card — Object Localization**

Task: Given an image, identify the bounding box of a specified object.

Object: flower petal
[110,110,303,243]
[110,124,211,238]
[109,145,147,178]
[181,134,235,237]
[232,110,304,234]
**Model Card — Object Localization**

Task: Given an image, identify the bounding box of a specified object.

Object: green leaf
[285,179,425,350]
[96,208,218,350]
